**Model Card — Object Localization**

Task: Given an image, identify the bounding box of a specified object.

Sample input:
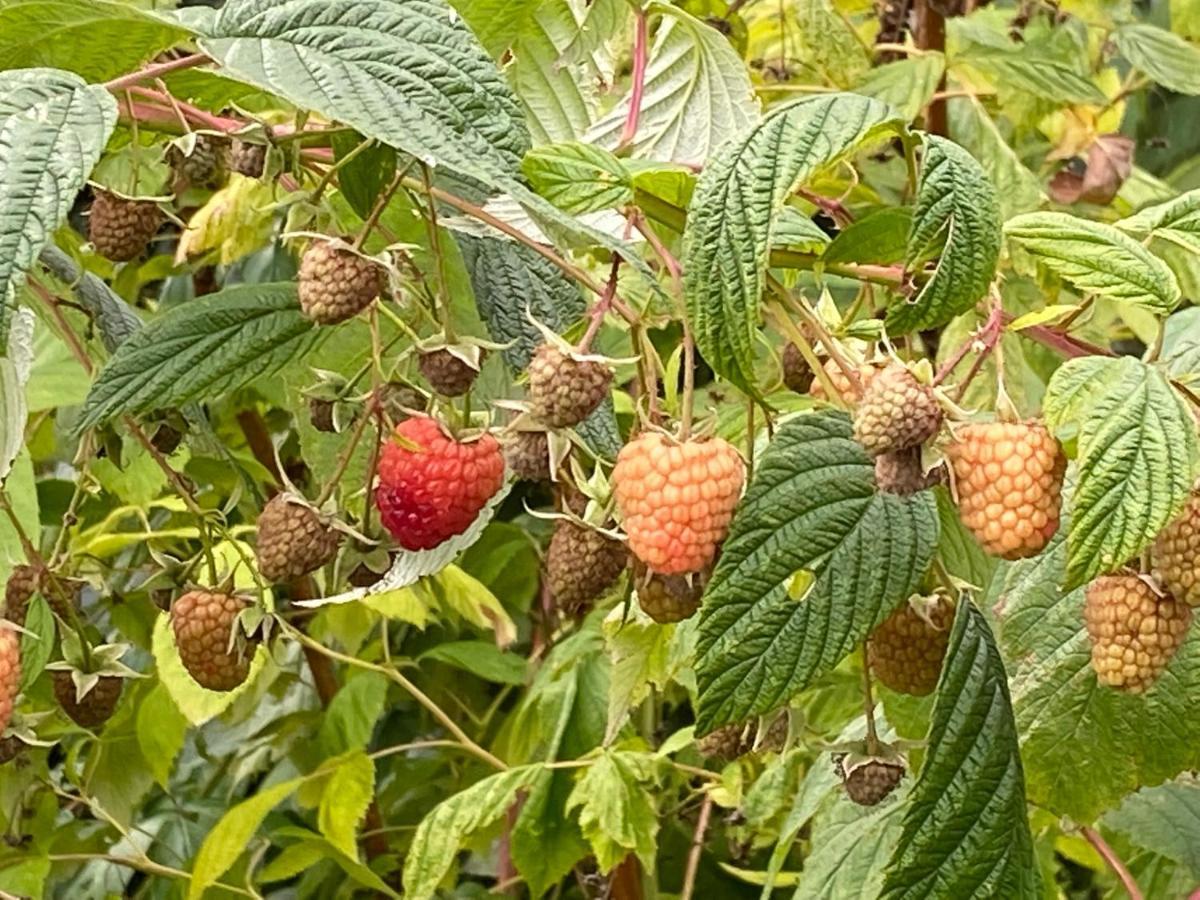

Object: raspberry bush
[1,1,1199,898]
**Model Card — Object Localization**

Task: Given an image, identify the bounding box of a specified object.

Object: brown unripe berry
[1084,575,1191,693]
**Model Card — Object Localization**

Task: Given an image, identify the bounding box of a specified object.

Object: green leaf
[188,777,305,900]
[604,611,691,742]
[1044,356,1199,589]
[1116,188,1200,255]
[317,671,389,756]
[947,96,1043,220]
[449,0,542,57]
[992,527,1200,821]
[683,94,903,392]
[1162,307,1200,377]
[585,3,760,165]
[403,765,545,897]
[135,682,189,789]
[200,0,530,178]
[1,69,117,320]
[318,752,375,860]
[957,47,1106,104]
[420,640,528,685]
[1114,24,1200,95]
[789,0,872,88]
[771,207,832,255]
[1104,781,1200,878]
[511,768,590,898]
[0,0,191,82]
[796,786,907,898]
[151,612,265,726]
[330,133,398,221]
[16,595,54,693]
[695,410,938,731]
[853,54,945,123]
[880,603,1040,899]
[1005,212,1181,314]
[76,283,321,431]
[823,208,911,266]
[565,750,659,872]
[887,135,1001,334]
[522,141,632,214]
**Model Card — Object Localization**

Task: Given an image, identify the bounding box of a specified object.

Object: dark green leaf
[17,595,54,692]
[695,410,938,731]
[823,208,912,266]
[421,640,528,685]
[512,768,590,897]
[331,133,398,220]
[76,283,322,432]
[880,603,1040,899]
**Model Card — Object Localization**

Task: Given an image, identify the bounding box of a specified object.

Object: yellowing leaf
[151,612,265,726]
[175,174,278,265]
[318,752,375,859]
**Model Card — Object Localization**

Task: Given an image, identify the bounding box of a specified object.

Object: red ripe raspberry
[376,417,505,551]
[852,364,942,455]
[868,595,956,696]
[0,627,20,735]
[1084,575,1191,693]
[613,434,745,575]
[52,672,122,729]
[172,590,255,692]
[945,421,1065,560]
[1152,490,1200,608]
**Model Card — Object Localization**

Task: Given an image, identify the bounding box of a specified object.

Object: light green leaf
[947,96,1044,220]
[1044,356,1199,588]
[1162,307,1200,377]
[0,309,32,481]
[604,611,677,742]
[1114,24,1200,95]
[449,0,542,57]
[1116,188,1200,254]
[1,69,117,321]
[585,3,760,165]
[683,93,903,391]
[403,765,546,897]
[565,751,659,872]
[188,777,305,900]
[796,786,907,899]
[425,565,517,647]
[992,525,1200,821]
[771,207,832,255]
[695,411,938,732]
[789,0,872,88]
[853,54,945,122]
[0,0,190,82]
[151,612,265,726]
[135,682,189,789]
[318,752,375,860]
[1103,781,1200,878]
[317,671,389,756]
[887,135,1001,334]
[16,595,54,693]
[76,283,321,432]
[522,141,632,214]
[420,640,527,685]
[511,768,590,898]
[1004,212,1181,314]
[880,603,1040,899]
[957,47,1106,104]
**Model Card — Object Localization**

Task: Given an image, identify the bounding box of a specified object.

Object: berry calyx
[375,417,506,551]
[614,434,744,575]
[528,343,612,428]
[255,495,341,583]
[546,519,627,617]
[945,420,1065,560]
[1152,489,1200,607]
[297,241,384,325]
[1084,575,1191,693]
[868,595,956,696]
[171,590,256,692]
[852,363,943,455]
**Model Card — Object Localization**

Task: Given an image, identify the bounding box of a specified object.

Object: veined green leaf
[585,3,760,165]
[403,765,546,897]
[1162,307,1200,377]
[1116,188,1200,254]
[317,672,390,756]
[511,768,589,898]
[992,523,1200,821]
[135,682,188,789]
[683,93,903,392]
[947,96,1043,220]
[76,283,321,432]
[420,640,528,685]
[318,752,375,860]
[189,777,306,900]
[331,133,398,221]
[880,603,1040,899]
[771,207,832,255]
[695,411,938,731]
[796,783,907,899]
[1005,212,1181,314]
[1,69,117,324]
[887,135,1001,334]
[449,0,542,57]
[823,208,911,266]
[1044,356,1199,588]
[853,54,945,123]
[956,47,1106,104]
[790,0,871,88]
[522,141,633,214]
[1103,781,1200,877]
[0,0,191,82]
[1114,24,1200,95]
[565,750,660,872]
[16,595,54,693]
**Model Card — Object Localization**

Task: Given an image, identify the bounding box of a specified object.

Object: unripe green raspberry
[852,364,942,455]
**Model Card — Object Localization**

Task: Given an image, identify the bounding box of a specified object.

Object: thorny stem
[126,86,230,133]
[103,52,210,91]
[862,644,880,754]
[617,9,650,152]
[50,439,95,566]
[1082,827,1143,900]
[680,794,714,900]
[579,257,622,353]
[934,302,1003,388]
[416,163,458,342]
[284,622,508,770]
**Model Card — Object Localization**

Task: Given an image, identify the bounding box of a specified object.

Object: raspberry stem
[616,9,649,153]
[861,643,880,755]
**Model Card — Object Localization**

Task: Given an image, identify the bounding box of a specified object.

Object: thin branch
[47,854,255,897]
[104,52,210,91]
[680,794,714,900]
[1082,827,1143,900]
[617,10,650,152]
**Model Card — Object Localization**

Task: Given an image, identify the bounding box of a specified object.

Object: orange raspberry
[808,360,877,404]
[1152,490,1200,607]
[613,434,744,575]
[0,627,19,735]
[945,421,1065,560]
[868,595,956,696]
[1084,575,1191,693]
